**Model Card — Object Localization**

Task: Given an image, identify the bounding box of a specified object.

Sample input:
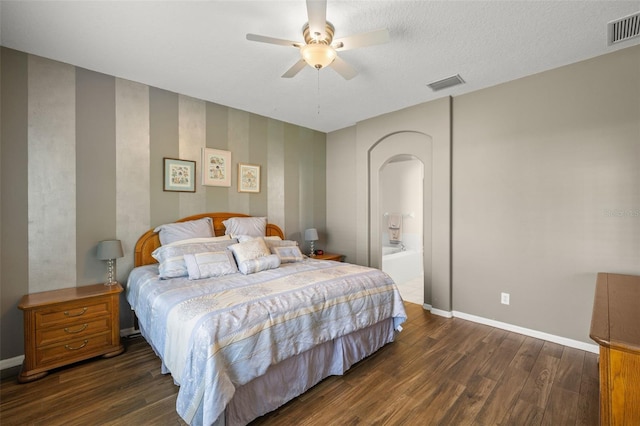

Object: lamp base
[104,280,119,287]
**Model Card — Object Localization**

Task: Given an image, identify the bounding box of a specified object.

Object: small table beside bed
[126,212,407,426]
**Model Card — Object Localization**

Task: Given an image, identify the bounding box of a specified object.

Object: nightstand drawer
[36,317,111,347]
[35,332,113,368]
[36,299,111,328]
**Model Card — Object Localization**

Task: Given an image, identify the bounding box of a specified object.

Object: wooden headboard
[134,212,285,267]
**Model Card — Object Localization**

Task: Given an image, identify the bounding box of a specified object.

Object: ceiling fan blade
[332,28,390,51]
[281,59,307,78]
[329,56,358,80]
[306,0,327,40]
[246,33,302,48]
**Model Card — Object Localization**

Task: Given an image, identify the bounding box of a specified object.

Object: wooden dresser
[590,273,640,425]
[18,283,125,383]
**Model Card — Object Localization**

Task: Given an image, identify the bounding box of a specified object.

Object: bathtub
[382,245,403,256]
[381,247,423,286]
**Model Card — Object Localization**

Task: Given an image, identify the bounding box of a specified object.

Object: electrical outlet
[501,292,510,305]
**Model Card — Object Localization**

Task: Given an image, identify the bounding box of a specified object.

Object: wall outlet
[501,292,510,305]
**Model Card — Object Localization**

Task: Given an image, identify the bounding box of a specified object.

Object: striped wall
[0,48,326,361]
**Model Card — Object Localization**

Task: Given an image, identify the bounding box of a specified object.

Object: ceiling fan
[246,0,389,80]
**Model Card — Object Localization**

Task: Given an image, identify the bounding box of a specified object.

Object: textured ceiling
[1,1,639,133]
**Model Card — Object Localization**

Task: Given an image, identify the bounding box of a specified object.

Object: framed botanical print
[163,158,196,192]
[202,148,231,187]
[238,163,260,193]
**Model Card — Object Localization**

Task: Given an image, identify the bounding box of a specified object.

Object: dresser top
[18,283,123,310]
[590,273,640,353]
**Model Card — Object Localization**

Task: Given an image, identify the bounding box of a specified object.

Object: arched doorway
[369,131,433,306]
[379,156,425,304]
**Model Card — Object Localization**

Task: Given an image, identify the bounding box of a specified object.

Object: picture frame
[238,163,261,193]
[163,158,196,192]
[201,148,231,187]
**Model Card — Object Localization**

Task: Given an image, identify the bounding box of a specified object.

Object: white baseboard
[0,355,24,370]
[423,304,453,318]
[452,310,599,354]
[420,305,599,354]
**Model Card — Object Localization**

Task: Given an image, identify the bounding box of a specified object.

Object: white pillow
[154,217,213,245]
[165,235,231,247]
[237,254,281,275]
[152,239,238,279]
[183,251,238,279]
[228,237,271,264]
[222,217,267,238]
[271,245,304,263]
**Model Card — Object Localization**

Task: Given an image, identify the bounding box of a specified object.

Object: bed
[126,212,407,426]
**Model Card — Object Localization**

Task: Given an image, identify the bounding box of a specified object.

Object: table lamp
[97,239,124,286]
[304,228,319,257]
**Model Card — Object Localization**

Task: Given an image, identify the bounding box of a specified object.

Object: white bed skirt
[208,317,397,426]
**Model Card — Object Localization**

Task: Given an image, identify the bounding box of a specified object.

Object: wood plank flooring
[0,302,599,425]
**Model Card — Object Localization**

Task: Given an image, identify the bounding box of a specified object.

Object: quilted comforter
[127,258,406,425]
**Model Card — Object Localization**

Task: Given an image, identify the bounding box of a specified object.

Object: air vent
[427,74,465,91]
[608,12,640,45]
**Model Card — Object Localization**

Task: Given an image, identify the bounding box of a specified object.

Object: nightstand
[18,283,125,383]
[313,252,344,262]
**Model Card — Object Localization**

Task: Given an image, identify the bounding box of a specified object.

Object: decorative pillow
[228,237,271,264]
[271,245,305,263]
[237,254,281,275]
[264,239,298,250]
[183,251,238,280]
[164,235,231,247]
[152,239,238,279]
[222,217,267,238]
[154,217,213,245]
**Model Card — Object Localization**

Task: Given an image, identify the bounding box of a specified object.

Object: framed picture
[238,163,261,193]
[202,148,231,187]
[163,158,196,192]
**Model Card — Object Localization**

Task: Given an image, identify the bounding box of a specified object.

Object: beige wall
[327,44,640,345]
[452,45,640,344]
[0,48,326,362]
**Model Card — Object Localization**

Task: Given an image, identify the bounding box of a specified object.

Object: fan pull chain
[317,69,321,115]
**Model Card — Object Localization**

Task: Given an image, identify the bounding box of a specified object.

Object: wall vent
[608,12,640,45]
[427,74,465,91]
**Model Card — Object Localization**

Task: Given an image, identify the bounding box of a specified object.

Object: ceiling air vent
[427,74,465,91]
[608,12,640,45]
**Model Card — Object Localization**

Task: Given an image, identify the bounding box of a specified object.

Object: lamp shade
[304,228,319,242]
[96,240,124,260]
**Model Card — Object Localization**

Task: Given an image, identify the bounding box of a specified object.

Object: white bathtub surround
[382,248,423,284]
[382,245,403,256]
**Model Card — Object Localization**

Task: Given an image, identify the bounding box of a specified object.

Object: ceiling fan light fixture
[300,43,337,69]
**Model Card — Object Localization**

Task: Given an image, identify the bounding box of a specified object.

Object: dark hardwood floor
[0,302,599,425]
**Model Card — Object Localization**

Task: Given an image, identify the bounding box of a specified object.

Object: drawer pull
[65,340,88,351]
[64,307,88,317]
[64,323,88,334]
